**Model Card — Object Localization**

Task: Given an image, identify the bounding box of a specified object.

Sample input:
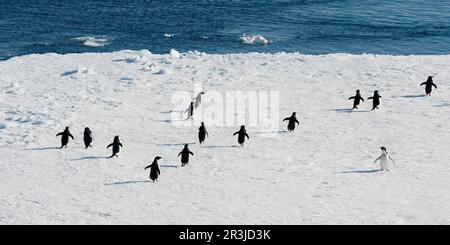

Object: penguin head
[292,112,296,116]
[374,90,379,94]
[356,89,360,93]
[184,144,189,148]
[380,146,387,153]
[240,125,245,130]
[201,122,205,126]
[84,127,90,131]
[65,127,69,131]
[427,76,433,81]
[154,156,162,161]
[114,136,120,142]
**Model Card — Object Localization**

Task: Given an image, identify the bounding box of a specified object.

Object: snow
[1,50,450,224]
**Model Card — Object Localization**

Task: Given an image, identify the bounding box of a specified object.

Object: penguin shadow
[254,130,288,134]
[331,108,370,113]
[335,169,382,174]
[153,119,185,124]
[433,103,450,107]
[61,70,78,76]
[104,180,151,186]
[399,94,426,99]
[160,110,183,114]
[160,164,179,168]
[70,156,109,161]
[157,142,196,146]
[201,145,239,149]
[24,146,61,151]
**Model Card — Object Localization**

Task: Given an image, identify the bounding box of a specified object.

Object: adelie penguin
[178,144,194,167]
[348,89,364,109]
[374,147,395,171]
[145,156,162,183]
[233,125,249,146]
[56,127,74,149]
[194,92,205,109]
[420,76,437,96]
[83,127,93,149]
[186,101,194,120]
[283,112,300,132]
[367,90,382,110]
[198,122,209,144]
[107,136,123,158]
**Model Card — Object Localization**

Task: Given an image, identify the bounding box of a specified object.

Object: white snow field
[1,50,450,224]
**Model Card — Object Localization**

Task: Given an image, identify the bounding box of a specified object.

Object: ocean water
[1,0,450,60]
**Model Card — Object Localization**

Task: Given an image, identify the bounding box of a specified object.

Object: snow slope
[1,50,450,224]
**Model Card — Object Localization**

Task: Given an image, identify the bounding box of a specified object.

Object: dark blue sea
[1,0,450,60]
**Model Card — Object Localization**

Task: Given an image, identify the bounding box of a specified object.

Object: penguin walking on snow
[283,112,300,132]
[420,76,437,96]
[145,156,162,183]
[198,122,208,144]
[194,92,205,109]
[56,127,74,148]
[233,125,249,146]
[107,136,123,158]
[83,127,93,149]
[374,147,395,171]
[367,90,382,110]
[185,101,194,120]
[178,144,194,167]
[348,89,364,109]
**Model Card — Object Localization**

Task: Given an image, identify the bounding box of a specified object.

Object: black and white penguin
[107,136,123,158]
[374,147,395,171]
[348,89,364,109]
[420,76,437,96]
[233,125,249,146]
[178,144,194,167]
[198,122,208,144]
[367,90,382,110]
[194,92,205,109]
[83,127,93,149]
[145,156,162,183]
[186,101,194,119]
[283,112,300,132]
[56,127,74,148]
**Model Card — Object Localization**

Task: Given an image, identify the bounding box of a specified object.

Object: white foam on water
[72,36,109,48]
[239,34,271,45]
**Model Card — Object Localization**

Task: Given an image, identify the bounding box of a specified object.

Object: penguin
[367,90,382,110]
[233,125,249,146]
[194,92,205,109]
[374,147,395,171]
[145,156,162,183]
[178,144,194,167]
[185,101,194,120]
[420,76,437,96]
[107,136,123,158]
[83,127,93,149]
[348,89,364,109]
[283,112,300,132]
[56,127,74,149]
[198,122,208,144]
